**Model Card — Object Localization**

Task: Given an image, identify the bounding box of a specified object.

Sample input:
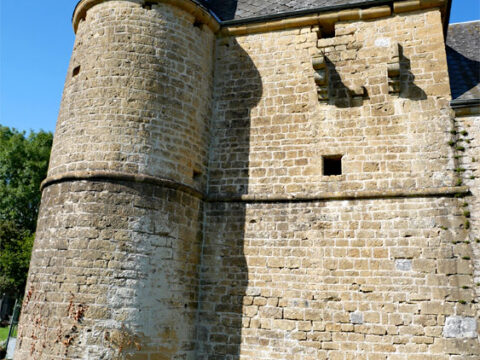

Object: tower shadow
[195,35,262,359]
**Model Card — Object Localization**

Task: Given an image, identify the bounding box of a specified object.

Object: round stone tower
[15,1,218,359]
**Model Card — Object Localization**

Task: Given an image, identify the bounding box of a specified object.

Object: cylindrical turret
[15,1,218,359]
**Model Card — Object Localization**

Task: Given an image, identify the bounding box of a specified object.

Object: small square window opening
[323,155,343,176]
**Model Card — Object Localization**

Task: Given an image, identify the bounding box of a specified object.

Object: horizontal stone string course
[207,186,470,202]
[40,171,204,199]
[40,171,470,203]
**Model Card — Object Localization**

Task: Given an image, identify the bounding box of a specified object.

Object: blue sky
[1,0,479,133]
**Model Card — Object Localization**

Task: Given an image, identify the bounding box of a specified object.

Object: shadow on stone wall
[325,55,369,108]
[195,37,262,359]
[398,44,427,100]
[326,44,427,108]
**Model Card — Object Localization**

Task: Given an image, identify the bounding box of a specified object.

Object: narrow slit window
[72,66,81,78]
[323,155,343,176]
[193,169,202,181]
[142,2,154,10]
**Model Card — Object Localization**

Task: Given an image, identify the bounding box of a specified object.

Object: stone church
[14,0,480,359]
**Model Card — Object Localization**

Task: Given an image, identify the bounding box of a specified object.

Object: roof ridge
[449,20,480,25]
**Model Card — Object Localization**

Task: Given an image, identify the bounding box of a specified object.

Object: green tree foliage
[0,126,53,296]
[0,221,34,296]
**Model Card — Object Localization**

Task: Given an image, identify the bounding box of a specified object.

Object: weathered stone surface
[455,110,480,314]
[395,259,412,271]
[350,312,364,325]
[15,182,203,359]
[196,198,479,359]
[209,10,455,198]
[443,317,478,339]
[15,1,480,359]
[15,1,214,359]
[48,0,215,192]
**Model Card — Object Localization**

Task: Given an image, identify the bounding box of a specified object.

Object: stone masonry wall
[208,9,456,198]
[16,1,216,359]
[16,1,480,359]
[200,6,479,360]
[455,112,480,305]
[15,181,203,359]
[48,0,215,191]
[197,198,479,359]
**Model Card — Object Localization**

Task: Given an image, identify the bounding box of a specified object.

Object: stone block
[443,317,478,339]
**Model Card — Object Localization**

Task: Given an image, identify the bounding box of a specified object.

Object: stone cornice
[221,5,391,36]
[72,0,448,37]
[72,0,220,33]
[41,172,469,203]
[221,0,447,36]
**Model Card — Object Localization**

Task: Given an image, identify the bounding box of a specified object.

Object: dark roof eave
[450,98,480,109]
[222,0,451,30]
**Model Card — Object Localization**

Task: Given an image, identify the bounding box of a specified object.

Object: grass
[0,327,9,342]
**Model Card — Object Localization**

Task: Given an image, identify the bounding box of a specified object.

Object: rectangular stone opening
[323,155,343,176]
[319,25,336,38]
[72,66,81,78]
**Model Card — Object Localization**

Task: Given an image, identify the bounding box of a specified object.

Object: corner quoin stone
[395,259,413,271]
[350,312,364,325]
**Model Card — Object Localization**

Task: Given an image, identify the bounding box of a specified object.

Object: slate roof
[204,0,387,21]
[446,21,480,101]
